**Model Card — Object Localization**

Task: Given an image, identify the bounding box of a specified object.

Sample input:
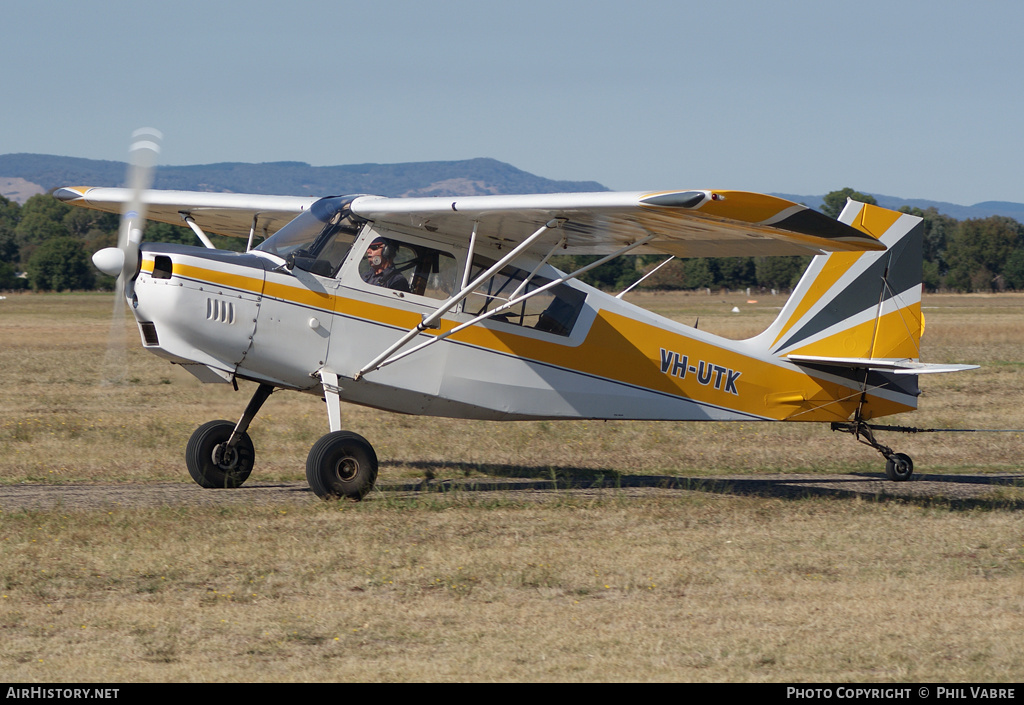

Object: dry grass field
[1,290,1022,682]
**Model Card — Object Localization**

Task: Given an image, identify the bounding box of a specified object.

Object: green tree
[19,193,71,222]
[0,196,21,265]
[714,257,756,289]
[0,195,19,232]
[550,255,639,291]
[64,206,118,238]
[144,221,200,246]
[26,237,95,291]
[14,212,68,247]
[682,258,715,289]
[634,258,716,290]
[922,259,942,291]
[900,206,958,287]
[637,258,688,290]
[755,255,810,290]
[944,216,1024,291]
[12,194,75,265]
[0,260,25,289]
[0,225,17,264]
[1003,249,1024,290]
[820,188,877,219]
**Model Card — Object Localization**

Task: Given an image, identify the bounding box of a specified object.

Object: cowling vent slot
[139,321,159,346]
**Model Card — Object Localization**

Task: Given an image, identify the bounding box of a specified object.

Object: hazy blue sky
[3,1,1021,205]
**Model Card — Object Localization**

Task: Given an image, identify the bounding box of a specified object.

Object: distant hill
[772,192,1024,222]
[2,153,1022,224]
[0,154,608,202]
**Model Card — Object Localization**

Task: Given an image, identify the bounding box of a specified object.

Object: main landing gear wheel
[185,420,255,489]
[306,431,378,501]
[885,452,914,482]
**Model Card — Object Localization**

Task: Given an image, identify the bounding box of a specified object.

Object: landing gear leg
[831,418,914,482]
[228,383,275,448]
[185,383,274,489]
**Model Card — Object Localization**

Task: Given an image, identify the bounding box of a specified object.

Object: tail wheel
[185,420,255,489]
[306,431,378,501]
[885,453,914,482]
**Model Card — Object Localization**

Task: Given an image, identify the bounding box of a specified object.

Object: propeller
[92,128,162,283]
[96,128,162,385]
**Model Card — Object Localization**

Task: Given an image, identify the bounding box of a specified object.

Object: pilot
[363,237,410,292]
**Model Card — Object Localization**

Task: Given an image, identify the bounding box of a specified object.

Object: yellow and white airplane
[56,135,975,499]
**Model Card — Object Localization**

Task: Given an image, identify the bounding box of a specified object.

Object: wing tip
[53,187,90,203]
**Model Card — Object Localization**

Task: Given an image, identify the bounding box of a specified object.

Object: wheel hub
[212,443,240,471]
[334,456,359,482]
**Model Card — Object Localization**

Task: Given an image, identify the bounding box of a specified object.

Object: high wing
[54,187,316,240]
[56,186,884,257]
[349,189,886,257]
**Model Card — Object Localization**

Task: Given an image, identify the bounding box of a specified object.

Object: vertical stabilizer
[752,200,924,362]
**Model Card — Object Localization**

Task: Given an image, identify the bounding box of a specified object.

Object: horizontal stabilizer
[787,354,978,375]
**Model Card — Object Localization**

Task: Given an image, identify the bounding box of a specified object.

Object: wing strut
[459,221,480,294]
[354,219,564,380]
[181,213,216,249]
[246,214,259,252]
[356,233,656,378]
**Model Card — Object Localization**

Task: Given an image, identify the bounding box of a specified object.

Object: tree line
[2,188,1024,293]
[0,193,243,291]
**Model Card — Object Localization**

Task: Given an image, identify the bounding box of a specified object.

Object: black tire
[885,452,914,482]
[185,420,255,489]
[306,431,378,500]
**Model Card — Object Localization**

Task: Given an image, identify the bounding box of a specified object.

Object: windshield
[256,195,365,276]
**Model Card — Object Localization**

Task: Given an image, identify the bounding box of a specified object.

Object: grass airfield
[0,291,1022,682]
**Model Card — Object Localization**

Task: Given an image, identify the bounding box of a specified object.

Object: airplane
[54,133,977,499]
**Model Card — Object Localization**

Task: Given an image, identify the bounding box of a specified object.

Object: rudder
[752,200,924,362]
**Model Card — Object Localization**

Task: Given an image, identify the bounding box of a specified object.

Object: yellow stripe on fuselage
[263,279,334,310]
[172,261,266,298]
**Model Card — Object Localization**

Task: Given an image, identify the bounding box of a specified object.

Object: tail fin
[753,200,924,362]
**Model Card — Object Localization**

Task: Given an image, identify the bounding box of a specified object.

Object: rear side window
[467,256,585,336]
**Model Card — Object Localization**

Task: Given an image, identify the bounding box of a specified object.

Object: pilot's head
[366,237,396,271]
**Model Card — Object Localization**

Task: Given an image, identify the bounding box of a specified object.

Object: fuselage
[127,214,917,424]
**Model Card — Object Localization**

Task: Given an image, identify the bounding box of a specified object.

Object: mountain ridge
[1,153,1021,223]
[0,154,607,202]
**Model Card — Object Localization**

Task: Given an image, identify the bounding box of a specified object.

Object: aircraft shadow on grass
[378,460,1024,512]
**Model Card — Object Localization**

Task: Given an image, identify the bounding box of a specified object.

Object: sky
[3,0,1022,205]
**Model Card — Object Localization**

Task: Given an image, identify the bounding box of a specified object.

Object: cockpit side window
[357,237,458,300]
